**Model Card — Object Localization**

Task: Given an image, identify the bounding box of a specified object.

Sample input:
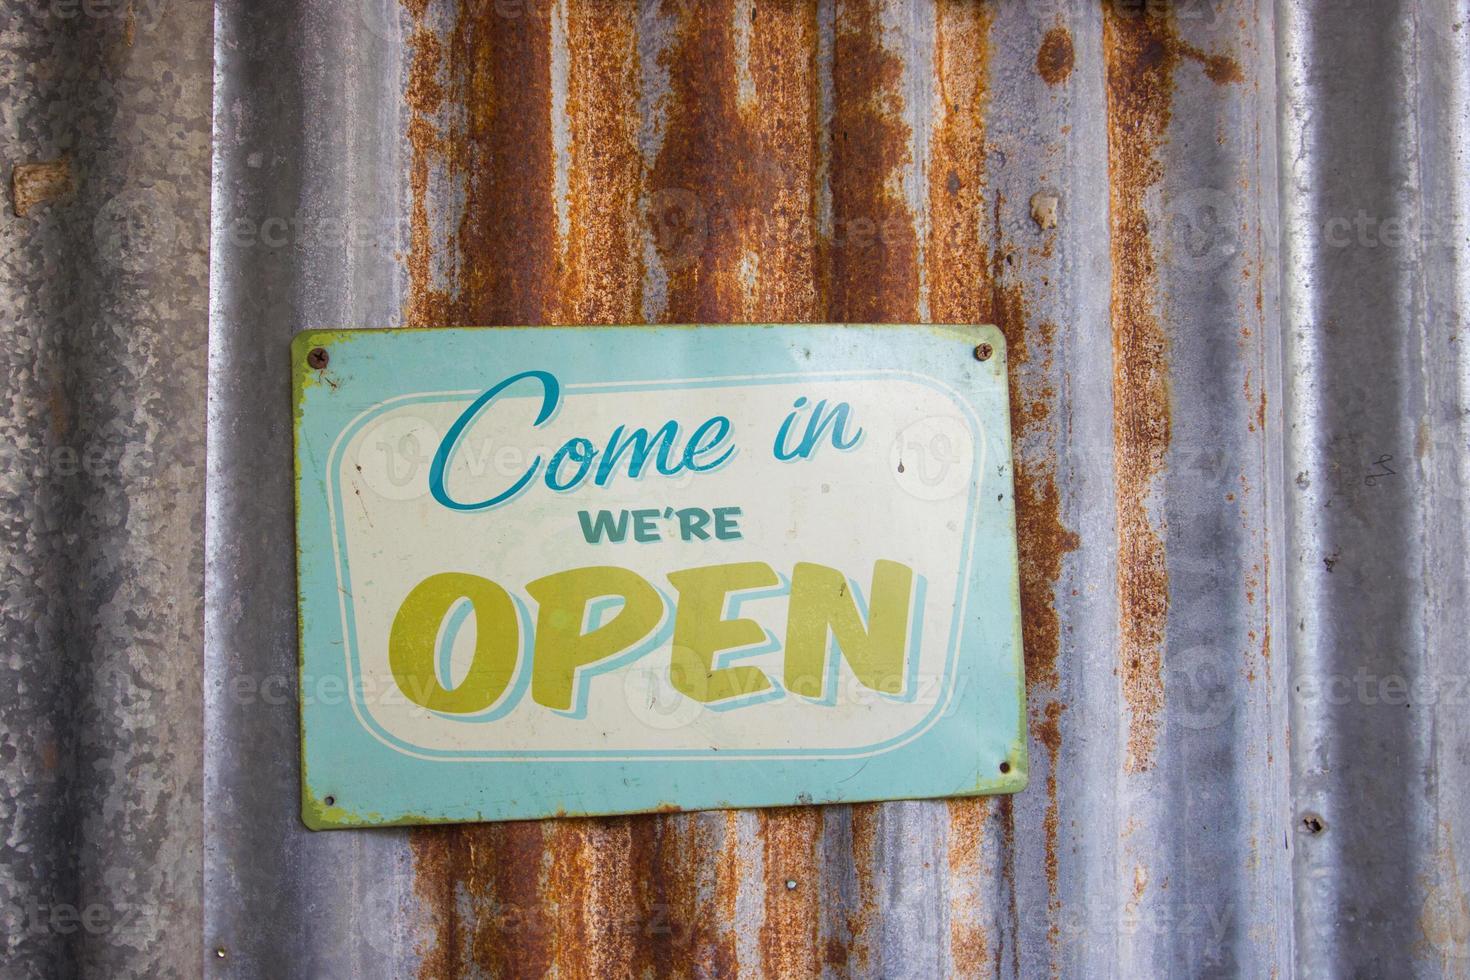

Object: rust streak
[927,0,992,324]
[845,802,882,975]
[759,807,823,978]
[750,1,822,320]
[1102,7,1176,773]
[562,2,644,323]
[1177,39,1244,86]
[404,25,444,326]
[946,797,992,977]
[828,0,917,322]
[403,3,588,976]
[648,0,757,322]
[929,7,1075,961]
[1035,700,1066,950]
[411,822,555,979]
[11,158,72,217]
[403,0,558,327]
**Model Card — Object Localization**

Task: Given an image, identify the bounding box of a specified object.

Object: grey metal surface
[0,1,211,978]
[2,0,1467,976]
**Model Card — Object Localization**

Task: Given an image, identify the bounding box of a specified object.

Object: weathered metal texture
[181,0,1460,976]
[0,1,212,978]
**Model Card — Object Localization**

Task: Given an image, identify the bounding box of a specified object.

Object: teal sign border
[293,324,1027,829]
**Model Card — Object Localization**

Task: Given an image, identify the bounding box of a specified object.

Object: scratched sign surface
[292,324,1025,828]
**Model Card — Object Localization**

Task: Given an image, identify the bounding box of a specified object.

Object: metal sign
[292,324,1026,828]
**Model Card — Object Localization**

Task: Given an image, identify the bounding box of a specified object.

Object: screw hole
[998,761,1011,774]
[1301,813,1325,835]
[307,346,329,370]
[974,343,993,362]
[324,795,336,807]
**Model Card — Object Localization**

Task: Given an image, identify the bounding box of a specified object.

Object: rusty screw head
[974,343,993,362]
[306,346,329,370]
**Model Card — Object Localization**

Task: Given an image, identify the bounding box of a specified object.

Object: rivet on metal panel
[785,879,797,891]
[306,346,329,370]
[999,761,1011,774]
[974,343,993,362]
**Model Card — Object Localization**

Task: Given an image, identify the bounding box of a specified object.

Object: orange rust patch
[995,301,1078,691]
[649,0,759,321]
[402,2,557,327]
[11,158,71,217]
[845,802,882,974]
[946,798,992,974]
[749,2,822,320]
[1034,700,1066,949]
[1036,26,1075,86]
[759,807,823,978]
[1102,5,1176,774]
[1177,40,1244,85]
[546,819,637,977]
[411,822,555,979]
[827,0,918,322]
[928,1,993,323]
[561,3,644,323]
[646,1,819,324]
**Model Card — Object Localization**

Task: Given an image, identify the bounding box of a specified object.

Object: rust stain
[1176,39,1244,85]
[398,0,1078,974]
[404,25,445,326]
[845,802,882,975]
[545,819,636,977]
[759,807,823,978]
[1036,25,1075,86]
[1035,700,1065,949]
[928,5,1074,961]
[561,2,644,323]
[1102,5,1176,774]
[828,0,918,322]
[749,2,822,320]
[11,158,71,217]
[402,0,557,327]
[648,0,759,321]
[946,797,992,976]
[647,0,819,324]
[645,3,829,975]
[928,0,993,324]
[411,822,555,979]
[626,814,739,978]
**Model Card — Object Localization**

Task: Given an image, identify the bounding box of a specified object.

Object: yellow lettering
[525,566,663,711]
[666,562,778,703]
[784,560,913,699]
[389,572,520,713]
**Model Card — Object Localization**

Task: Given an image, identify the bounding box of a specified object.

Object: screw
[785,879,797,891]
[215,948,227,959]
[307,346,329,370]
[999,760,1011,774]
[974,343,993,362]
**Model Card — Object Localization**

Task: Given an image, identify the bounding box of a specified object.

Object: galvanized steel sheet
[1,0,1467,976]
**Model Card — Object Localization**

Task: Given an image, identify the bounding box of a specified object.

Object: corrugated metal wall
[3,0,1468,976]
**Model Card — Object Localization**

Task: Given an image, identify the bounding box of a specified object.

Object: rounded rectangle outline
[309,367,999,762]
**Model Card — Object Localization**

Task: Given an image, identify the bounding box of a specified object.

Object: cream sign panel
[293,325,1026,828]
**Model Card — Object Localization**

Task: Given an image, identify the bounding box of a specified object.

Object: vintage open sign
[292,324,1025,828]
